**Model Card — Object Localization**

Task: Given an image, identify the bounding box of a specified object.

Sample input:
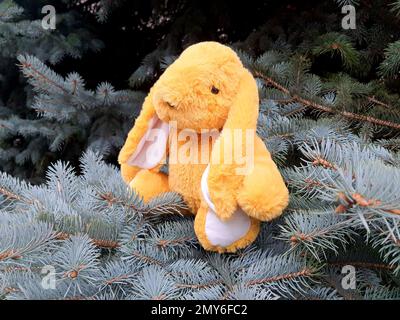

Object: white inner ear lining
[128,116,157,162]
[126,115,169,169]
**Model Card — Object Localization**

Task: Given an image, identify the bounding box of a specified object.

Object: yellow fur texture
[118,42,289,252]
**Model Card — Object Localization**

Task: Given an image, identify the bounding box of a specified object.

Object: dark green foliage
[0,0,104,181]
[379,40,400,78]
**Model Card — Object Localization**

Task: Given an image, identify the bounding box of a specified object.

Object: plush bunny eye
[211,86,219,94]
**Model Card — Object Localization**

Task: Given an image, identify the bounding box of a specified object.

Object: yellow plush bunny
[118,42,289,253]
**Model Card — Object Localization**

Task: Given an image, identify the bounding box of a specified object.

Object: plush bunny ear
[118,90,169,183]
[207,69,259,220]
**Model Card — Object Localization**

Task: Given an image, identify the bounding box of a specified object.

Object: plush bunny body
[119,42,289,252]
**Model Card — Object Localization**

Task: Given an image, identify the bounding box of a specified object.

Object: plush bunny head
[119,41,259,181]
[152,42,246,131]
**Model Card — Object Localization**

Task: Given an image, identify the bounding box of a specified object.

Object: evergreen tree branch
[255,72,400,130]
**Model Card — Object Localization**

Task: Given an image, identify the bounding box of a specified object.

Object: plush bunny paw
[129,169,170,202]
[194,205,260,253]
[196,164,260,252]
[237,162,289,221]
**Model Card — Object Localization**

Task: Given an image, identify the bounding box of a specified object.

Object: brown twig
[18,61,68,94]
[312,157,337,170]
[157,237,193,248]
[92,239,120,249]
[0,187,28,203]
[104,274,131,285]
[335,192,400,216]
[0,249,22,261]
[329,261,395,271]
[246,268,313,286]
[54,231,120,249]
[175,280,223,289]
[130,250,163,266]
[367,96,392,110]
[290,234,312,244]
